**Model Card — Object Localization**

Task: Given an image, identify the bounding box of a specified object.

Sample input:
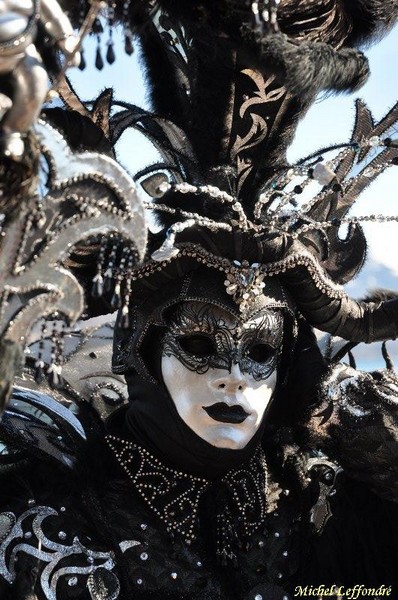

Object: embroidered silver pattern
[106,436,270,546]
[0,505,117,600]
[0,512,15,543]
[87,568,120,600]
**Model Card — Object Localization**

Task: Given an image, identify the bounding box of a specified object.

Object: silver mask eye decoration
[162,302,283,381]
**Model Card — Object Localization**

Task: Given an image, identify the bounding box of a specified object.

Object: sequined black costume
[1,371,398,600]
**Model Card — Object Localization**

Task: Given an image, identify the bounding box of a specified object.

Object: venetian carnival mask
[161,301,283,449]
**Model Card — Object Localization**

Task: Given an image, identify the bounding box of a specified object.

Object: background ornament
[0,119,146,414]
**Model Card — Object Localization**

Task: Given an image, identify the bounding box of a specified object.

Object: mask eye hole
[178,334,216,357]
[246,343,274,363]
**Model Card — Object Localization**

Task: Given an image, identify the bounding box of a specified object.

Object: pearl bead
[140,552,149,561]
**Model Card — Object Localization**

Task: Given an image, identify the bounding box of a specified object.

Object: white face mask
[161,302,283,449]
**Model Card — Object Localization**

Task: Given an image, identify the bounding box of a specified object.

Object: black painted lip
[203,402,249,424]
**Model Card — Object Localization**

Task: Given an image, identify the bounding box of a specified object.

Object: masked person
[1,1,398,600]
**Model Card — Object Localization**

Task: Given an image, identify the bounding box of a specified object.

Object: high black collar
[106,434,271,565]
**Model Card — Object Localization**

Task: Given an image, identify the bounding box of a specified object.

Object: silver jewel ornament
[312,162,336,186]
[224,261,265,314]
[140,552,148,561]
[87,568,121,600]
[368,135,380,147]
[151,237,181,262]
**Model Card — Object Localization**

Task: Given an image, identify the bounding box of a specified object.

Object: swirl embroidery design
[230,69,286,192]
[0,505,116,600]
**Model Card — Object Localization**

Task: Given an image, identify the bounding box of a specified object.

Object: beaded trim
[135,99,398,314]
[106,436,269,545]
[106,434,208,543]
[126,243,345,300]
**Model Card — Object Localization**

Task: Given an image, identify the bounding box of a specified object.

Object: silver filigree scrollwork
[0,119,147,413]
[0,505,117,600]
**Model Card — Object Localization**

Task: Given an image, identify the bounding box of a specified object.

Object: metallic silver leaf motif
[229,71,286,193]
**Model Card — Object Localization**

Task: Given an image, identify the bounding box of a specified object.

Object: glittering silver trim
[119,540,141,553]
[0,505,117,600]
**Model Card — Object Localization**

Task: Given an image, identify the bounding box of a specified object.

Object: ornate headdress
[104,0,398,377]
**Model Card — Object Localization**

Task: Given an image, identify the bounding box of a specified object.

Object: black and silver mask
[162,302,283,381]
[161,301,284,450]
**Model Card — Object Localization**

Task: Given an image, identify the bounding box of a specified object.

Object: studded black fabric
[1,393,398,600]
